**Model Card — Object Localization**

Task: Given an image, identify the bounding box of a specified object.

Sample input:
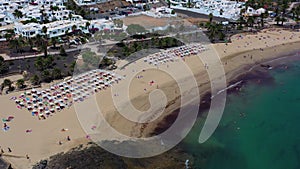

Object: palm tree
[291,7,296,20]
[41,70,51,82]
[52,68,62,80]
[85,21,90,30]
[13,9,23,19]
[275,16,281,25]
[167,0,171,8]
[209,13,213,24]
[40,9,45,23]
[68,13,73,20]
[2,79,13,91]
[260,11,268,28]
[281,0,289,25]
[9,36,25,53]
[16,79,25,89]
[34,57,44,70]
[50,37,57,48]
[238,16,245,27]
[41,39,48,57]
[59,45,67,56]
[42,26,48,38]
[72,25,77,33]
[187,0,191,8]
[35,34,48,57]
[30,74,40,85]
[247,16,255,27]
[9,38,20,53]
[296,6,300,22]
[27,38,34,51]
[207,23,217,42]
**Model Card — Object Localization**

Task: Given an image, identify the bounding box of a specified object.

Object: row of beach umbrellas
[144,44,206,65]
[12,69,123,119]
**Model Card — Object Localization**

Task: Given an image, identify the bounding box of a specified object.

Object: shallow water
[181,56,300,169]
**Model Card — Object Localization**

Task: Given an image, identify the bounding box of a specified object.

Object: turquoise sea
[181,55,300,169]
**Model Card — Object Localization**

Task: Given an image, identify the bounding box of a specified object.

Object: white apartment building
[73,0,109,6]
[14,18,116,38]
[171,0,245,20]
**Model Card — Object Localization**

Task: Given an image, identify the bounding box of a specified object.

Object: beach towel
[26,129,32,133]
[2,126,10,131]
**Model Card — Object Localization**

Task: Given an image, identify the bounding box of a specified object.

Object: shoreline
[1,28,300,168]
[150,41,300,137]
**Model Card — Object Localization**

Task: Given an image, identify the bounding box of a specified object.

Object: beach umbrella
[45,110,50,115]
[31,89,37,93]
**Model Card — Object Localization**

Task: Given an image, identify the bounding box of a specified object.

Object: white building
[14,18,116,38]
[244,7,266,16]
[171,0,245,20]
[73,0,109,6]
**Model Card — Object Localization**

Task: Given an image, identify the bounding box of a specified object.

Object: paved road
[3,47,81,61]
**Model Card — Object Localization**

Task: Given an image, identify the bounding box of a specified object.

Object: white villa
[143,7,177,18]
[243,7,267,17]
[170,0,245,20]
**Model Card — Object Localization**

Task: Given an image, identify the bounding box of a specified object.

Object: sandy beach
[1,27,300,168]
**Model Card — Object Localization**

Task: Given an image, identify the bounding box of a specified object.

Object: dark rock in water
[260,64,272,69]
[33,144,127,169]
[33,143,193,169]
[32,160,47,169]
[0,158,11,169]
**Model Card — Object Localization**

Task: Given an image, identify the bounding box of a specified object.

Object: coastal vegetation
[107,35,184,60]
[0,56,8,74]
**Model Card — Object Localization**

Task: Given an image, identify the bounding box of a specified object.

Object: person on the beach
[58,141,62,145]
[8,147,12,152]
[67,136,71,141]
[26,154,30,159]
